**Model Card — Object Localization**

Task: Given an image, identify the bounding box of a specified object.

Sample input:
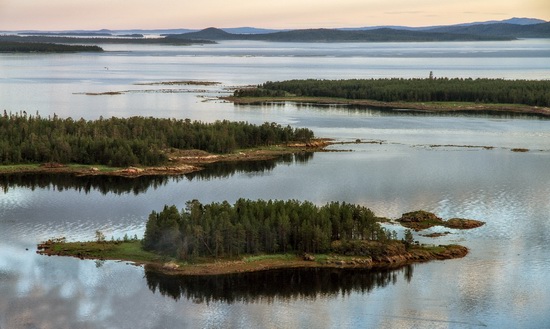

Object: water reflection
[145,265,413,303]
[186,152,313,181]
[0,153,313,195]
[285,102,550,120]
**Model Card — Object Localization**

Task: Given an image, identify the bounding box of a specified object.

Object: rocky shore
[226,96,550,118]
[37,239,468,276]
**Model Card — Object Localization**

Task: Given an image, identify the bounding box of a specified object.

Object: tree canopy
[235,78,550,107]
[0,114,314,167]
[0,41,103,53]
[143,199,393,260]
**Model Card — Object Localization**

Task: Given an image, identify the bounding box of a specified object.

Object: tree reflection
[144,265,414,303]
[0,153,313,195]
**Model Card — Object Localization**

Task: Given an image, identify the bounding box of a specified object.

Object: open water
[1,39,550,328]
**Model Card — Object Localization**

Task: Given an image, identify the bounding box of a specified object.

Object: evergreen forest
[142,199,396,260]
[0,114,314,167]
[234,78,550,107]
[0,41,103,53]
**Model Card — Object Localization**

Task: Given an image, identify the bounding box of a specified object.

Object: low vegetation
[398,210,485,230]
[39,239,160,263]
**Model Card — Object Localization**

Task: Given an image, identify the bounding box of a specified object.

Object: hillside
[427,22,550,38]
[171,27,513,42]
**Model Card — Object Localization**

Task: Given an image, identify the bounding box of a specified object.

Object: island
[37,199,474,276]
[228,78,550,117]
[0,41,103,53]
[0,114,329,177]
[397,210,485,231]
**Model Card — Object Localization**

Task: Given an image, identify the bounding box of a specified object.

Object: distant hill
[223,27,284,34]
[471,17,546,26]
[427,22,550,38]
[4,17,547,41]
[170,27,513,42]
[340,17,547,32]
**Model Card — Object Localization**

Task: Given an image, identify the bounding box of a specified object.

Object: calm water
[1,40,550,328]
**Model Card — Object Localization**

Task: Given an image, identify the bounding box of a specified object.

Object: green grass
[0,164,40,172]
[412,245,447,253]
[314,254,329,264]
[0,163,127,174]
[243,254,297,263]
[66,164,121,172]
[48,240,160,262]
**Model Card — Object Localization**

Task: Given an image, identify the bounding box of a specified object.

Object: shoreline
[225,96,550,118]
[0,140,332,178]
[37,240,468,276]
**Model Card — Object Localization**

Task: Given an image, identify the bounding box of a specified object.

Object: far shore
[37,240,468,276]
[0,140,333,178]
[224,96,550,118]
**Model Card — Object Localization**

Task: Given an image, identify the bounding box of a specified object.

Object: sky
[0,0,549,31]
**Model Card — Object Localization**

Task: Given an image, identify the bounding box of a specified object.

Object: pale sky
[0,0,548,31]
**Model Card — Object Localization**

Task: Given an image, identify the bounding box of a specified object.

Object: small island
[38,199,473,276]
[228,78,550,117]
[398,210,485,231]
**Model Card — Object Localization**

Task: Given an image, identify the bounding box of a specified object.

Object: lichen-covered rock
[399,210,443,223]
[445,218,485,229]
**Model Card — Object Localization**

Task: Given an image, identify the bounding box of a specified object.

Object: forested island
[38,200,471,275]
[0,41,103,53]
[0,114,319,176]
[230,78,550,117]
[0,35,214,46]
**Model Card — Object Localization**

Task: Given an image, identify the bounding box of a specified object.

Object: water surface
[1,40,550,328]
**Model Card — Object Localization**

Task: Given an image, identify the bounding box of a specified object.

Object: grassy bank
[37,239,468,276]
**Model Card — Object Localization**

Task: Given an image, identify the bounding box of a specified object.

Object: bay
[1,40,550,328]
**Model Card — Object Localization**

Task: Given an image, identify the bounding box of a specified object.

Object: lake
[1,39,550,328]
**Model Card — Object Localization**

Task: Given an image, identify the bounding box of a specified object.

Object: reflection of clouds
[1,135,550,327]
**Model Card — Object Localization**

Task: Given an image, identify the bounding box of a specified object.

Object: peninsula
[0,115,326,177]
[229,78,550,117]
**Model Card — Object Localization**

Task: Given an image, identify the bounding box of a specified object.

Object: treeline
[235,78,550,107]
[177,27,512,42]
[0,35,214,46]
[142,199,394,260]
[0,41,103,53]
[0,114,314,167]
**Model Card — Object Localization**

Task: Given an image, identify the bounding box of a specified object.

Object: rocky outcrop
[398,210,485,231]
[445,218,485,229]
[325,244,468,269]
